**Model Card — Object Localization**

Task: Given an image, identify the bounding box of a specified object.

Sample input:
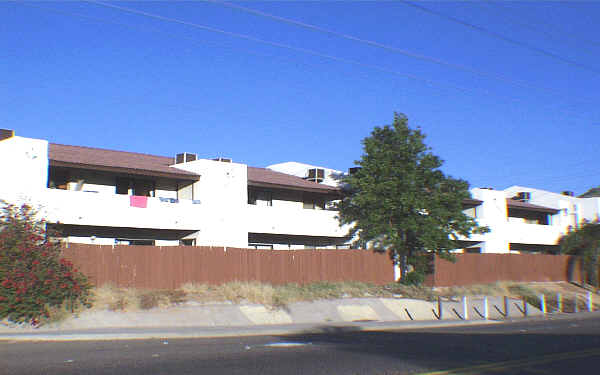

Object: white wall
[464,188,564,253]
[172,159,248,247]
[247,205,349,238]
[40,189,202,230]
[0,136,48,196]
[504,185,600,233]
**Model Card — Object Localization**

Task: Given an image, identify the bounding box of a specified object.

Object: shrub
[400,270,425,286]
[0,202,91,325]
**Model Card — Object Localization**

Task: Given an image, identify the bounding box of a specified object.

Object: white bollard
[462,296,468,320]
[588,292,593,312]
[483,296,489,320]
[540,294,546,315]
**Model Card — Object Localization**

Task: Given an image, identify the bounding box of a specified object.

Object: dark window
[248,188,272,206]
[48,168,69,190]
[116,178,155,196]
[303,194,325,210]
[116,177,130,195]
[115,239,155,246]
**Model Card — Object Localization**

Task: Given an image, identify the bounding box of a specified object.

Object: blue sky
[2,1,599,195]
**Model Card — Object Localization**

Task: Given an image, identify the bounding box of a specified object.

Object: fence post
[588,292,593,312]
[462,296,468,320]
[540,294,546,315]
[557,293,562,313]
[504,296,509,317]
[483,296,489,320]
[437,296,443,320]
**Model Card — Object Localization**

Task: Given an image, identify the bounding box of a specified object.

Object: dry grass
[88,281,393,311]
[85,281,600,312]
[91,284,141,311]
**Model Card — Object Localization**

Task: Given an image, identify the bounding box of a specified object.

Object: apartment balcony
[39,189,201,231]
[246,205,348,238]
[505,222,563,245]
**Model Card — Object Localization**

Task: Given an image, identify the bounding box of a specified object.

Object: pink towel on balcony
[130,195,148,208]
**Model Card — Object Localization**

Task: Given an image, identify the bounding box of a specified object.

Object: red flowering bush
[0,202,91,325]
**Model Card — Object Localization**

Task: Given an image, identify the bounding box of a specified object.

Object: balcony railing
[39,189,201,230]
[247,204,348,237]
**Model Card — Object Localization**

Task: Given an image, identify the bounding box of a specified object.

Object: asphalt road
[3,313,600,375]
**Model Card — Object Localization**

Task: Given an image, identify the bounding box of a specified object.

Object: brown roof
[248,167,340,194]
[48,143,200,180]
[462,198,483,208]
[506,199,559,214]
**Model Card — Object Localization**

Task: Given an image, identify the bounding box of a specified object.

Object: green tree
[559,221,600,287]
[0,202,91,325]
[337,113,487,282]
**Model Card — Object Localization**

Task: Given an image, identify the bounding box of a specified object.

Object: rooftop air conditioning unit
[305,168,325,183]
[175,152,197,164]
[348,167,361,175]
[212,157,232,163]
[0,129,14,141]
[562,191,574,196]
[516,192,531,202]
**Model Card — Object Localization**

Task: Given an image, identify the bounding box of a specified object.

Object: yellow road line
[416,347,600,375]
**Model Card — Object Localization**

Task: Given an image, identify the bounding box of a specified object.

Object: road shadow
[276,316,600,374]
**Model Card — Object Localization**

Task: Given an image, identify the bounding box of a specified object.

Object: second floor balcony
[246,204,348,238]
[39,188,201,231]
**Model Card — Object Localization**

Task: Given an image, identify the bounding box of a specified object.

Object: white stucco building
[2,130,598,253]
[0,130,351,249]
[266,159,600,254]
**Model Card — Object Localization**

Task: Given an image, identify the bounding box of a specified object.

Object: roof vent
[514,192,531,202]
[175,152,197,164]
[212,157,232,163]
[562,191,574,196]
[0,129,14,141]
[305,168,325,183]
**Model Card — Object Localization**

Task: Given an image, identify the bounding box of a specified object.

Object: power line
[211,0,573,100]
[82,0,480,93]
[82,0,600,123]
[401,0,600,75]
[482,0,600,49]
[17,1,599,125]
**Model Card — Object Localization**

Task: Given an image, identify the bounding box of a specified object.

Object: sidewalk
[0,296,542,341]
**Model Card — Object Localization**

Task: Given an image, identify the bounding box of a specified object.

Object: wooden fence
[61,244,395,289]
[424,253,584,287]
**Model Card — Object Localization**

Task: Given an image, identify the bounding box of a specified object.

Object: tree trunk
[591,246,599,288]
[400,254,408,280]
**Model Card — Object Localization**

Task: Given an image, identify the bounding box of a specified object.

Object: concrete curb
[0,319,504,342]
[0,296,577,342]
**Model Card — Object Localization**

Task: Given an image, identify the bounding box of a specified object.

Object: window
[48,168,69,190]
[248,243,273,250]
[116,178,130,195]
[303,194,325,210]
[180,239,196,246]
[248,188,272,206]
[115,239,155,246]
[116,178,155,196]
